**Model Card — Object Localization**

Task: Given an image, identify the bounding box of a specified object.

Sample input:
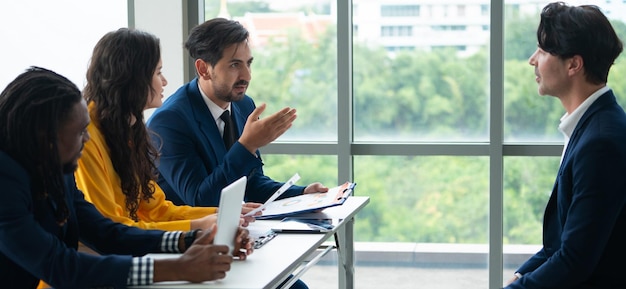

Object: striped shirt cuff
[162,231,184,253]
[127,257,154,286]
[126,231,184,286]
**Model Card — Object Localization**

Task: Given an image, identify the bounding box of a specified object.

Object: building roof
[235,12,333,47]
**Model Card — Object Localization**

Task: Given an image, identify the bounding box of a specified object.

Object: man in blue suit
[505,2,626,288]
[147,18,328,207]
[148,17,322,289]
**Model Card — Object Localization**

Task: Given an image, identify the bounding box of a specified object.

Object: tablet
[214,176,247,255]
[271,217,339,233]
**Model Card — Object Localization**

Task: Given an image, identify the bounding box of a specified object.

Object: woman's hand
[190,213,218,230]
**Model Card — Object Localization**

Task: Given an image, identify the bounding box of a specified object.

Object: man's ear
[195,59,211,79]
[568,55,584,76]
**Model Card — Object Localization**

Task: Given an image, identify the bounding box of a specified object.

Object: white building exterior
[224,0,626,56]
[349,0,626,55]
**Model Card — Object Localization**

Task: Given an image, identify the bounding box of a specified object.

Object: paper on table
[243,173,300,217]
[255,182,355,219]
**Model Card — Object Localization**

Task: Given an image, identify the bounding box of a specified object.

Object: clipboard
[243,173,300,217]
[255,182,356,220]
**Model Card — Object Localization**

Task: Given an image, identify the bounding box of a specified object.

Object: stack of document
[245,173,356,220]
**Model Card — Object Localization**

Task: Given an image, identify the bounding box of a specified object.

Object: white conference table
[133,196,370,289]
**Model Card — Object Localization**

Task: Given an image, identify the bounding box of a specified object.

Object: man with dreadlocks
[0,67,252,288]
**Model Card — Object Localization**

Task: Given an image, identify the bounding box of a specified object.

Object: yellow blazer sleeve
[75,121,217,231]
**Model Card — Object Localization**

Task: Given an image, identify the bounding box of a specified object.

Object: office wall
[0,0,127,91]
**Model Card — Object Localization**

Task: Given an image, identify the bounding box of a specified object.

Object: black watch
[184,229,201,251]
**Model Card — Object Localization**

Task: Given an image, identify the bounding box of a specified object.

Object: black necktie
[220,110,236,149]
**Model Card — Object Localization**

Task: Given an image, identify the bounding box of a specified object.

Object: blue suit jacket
[507,90,626,289]
[147,78,304,207]
[0,151,165,289]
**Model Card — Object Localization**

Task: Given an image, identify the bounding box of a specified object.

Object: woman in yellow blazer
[75,28,259,231]
[76,103,219,231]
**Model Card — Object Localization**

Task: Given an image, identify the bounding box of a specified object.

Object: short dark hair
[537,2,623,84]
[0,66,82,224]
[185,18,249,67]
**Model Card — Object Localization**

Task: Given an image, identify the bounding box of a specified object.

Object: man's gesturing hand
[238,103,297,154]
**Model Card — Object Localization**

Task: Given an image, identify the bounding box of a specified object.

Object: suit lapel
[186,78,229,159]
[557,90,615,176]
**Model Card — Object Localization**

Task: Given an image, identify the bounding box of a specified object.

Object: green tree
[249,26,338,137]
[504,59,563,141]
[505,14,538,61]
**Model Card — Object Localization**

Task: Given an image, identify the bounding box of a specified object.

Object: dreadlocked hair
[0,67,82,225]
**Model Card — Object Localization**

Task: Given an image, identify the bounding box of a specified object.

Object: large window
[381,5,420,17]
[380,25,413,37]
[241,0,619,287]
[185,0,626,287]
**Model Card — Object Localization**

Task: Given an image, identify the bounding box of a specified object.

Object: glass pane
[503,1,559,143]
[261,154,338,189]
[354,156,489,288]
[0,0,127,90]
[353,2,490,142]
[355,156,488,242]
[502,156,558,281]
[205,0,337,141]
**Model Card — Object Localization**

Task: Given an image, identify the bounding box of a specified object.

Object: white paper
[257,182,354,219]
[243,173,300,217]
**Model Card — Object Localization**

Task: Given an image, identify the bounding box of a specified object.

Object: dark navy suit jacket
[147,78,304,207]
[0,151,165,289]
[507,90,626,289]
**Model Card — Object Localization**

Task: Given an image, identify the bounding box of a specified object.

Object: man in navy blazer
[505,3,626,288]
[147,18,328,207]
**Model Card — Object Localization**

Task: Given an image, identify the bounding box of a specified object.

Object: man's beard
[215,80,248,103]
